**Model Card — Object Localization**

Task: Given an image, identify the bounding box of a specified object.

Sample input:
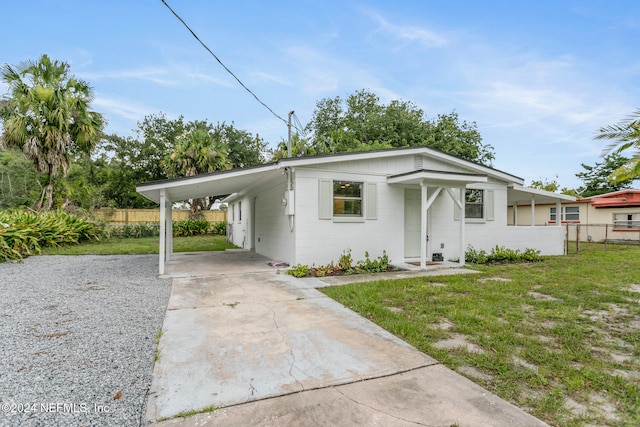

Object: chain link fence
[565,223,640,254]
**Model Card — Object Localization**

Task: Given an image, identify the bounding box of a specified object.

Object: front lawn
[40,234,236,255]
[321,243,640,427]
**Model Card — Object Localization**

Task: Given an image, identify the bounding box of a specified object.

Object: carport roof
[507,184,575,205]
[136,163,282,203]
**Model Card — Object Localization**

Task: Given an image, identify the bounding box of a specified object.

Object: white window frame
[318,179,377,222]
[454,188,494,222]
[613,212,640,230]
[465,189,484,220]
[549,206,579,223]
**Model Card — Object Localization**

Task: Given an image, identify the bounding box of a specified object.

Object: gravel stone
[0,255,171,427]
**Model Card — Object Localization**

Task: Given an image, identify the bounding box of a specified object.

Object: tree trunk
[35,183,54,211]
[189,198,204,219]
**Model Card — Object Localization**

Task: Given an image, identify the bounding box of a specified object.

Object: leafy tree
[0,148,41,208]
[95,114,187,208]
[271,134,316,160]
[164,124,231,216]
[595,108,640,182]
[575,153,638,197]
[164,126,229,178]
[529,175,575,196]
[212,122,268,168]
[305,89,494,165]
[0,54,104,210]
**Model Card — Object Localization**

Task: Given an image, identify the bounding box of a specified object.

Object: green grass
[321,243,640,427]
[40,234,237,255]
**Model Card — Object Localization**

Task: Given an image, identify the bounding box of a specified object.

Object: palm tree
[0,54,104,211]
[164,126,230,216]
[271,134,315,160]
[596,109,640,182]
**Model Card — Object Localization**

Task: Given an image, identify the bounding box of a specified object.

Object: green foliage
[465,245,542,264]
[0,209,103,261]
[0,54,104,211]
[355,250,390,273]
[575,153,638,197]
[288,249,393,278]
[287,264,310,278]
[172,219,210,236]
[595,108,640,182]
[211,221,226,235]
[104,220,225,239]
[338,249,354,271]
[304,89,495,165]
[0,148,41,208]
[109,223,159,239]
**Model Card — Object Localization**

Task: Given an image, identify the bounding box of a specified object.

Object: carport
[136,163,283,275]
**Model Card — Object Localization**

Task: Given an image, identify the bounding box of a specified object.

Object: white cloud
[249,71,293,87]
[365,10,449,48]
[93,94,152,122]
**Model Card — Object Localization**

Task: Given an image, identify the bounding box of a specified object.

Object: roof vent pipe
[287,110,294,158]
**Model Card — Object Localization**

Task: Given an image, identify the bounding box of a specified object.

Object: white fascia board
[509,184,576,201]
[388,170,488,185]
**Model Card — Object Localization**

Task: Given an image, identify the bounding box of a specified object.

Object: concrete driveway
[148,251,548,426]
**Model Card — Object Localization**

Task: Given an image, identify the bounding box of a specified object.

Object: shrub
[355,250,390,274]
[173,219,210,236]
[287,264,310,278]
[466,245,542,264]
[338,249,353,272]
[0,209,103,262]
[111,223,159,238]
[288,249,393,278]
[211,221,226,235]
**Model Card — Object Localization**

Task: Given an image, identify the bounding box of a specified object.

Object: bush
[109,223,159,238]
[355,251,390,273]
[288,264,310,278]
[287,249,394,278]
[211,221,226,235]
[0,209,104,262]
[465,245,542,264]
[173,219,210,236]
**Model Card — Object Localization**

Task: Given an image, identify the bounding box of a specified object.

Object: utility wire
[161,0,290,127]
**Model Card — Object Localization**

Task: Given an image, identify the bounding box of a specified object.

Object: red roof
[579,189,640,208]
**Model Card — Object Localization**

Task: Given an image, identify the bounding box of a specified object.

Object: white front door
[404,189,421,257]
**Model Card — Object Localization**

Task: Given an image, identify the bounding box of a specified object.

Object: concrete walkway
[148,251,548,426]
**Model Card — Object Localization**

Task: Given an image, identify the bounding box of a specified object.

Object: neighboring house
[508,189,640,242]
[137,146,574,274]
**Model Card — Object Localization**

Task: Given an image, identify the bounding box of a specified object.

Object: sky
[1,0,639,190]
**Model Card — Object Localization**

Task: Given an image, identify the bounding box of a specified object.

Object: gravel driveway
[0,255,171,427]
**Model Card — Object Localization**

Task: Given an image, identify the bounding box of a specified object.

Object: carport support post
[420,182,427,269]
[166,204,173,261]
[531,197,535,226]
[555,201,561,226]
[159,190,166,275]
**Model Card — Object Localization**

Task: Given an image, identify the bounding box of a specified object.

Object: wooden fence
[92,208,227,225]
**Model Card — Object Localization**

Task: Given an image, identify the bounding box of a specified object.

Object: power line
[161,0,290,127]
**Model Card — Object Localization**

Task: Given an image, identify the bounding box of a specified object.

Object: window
[465,189,484,219]
[549,206,579,222]
[613,212,640,230]
[239,201,242,222]
[333,181,363,216]
[319,180,376,221]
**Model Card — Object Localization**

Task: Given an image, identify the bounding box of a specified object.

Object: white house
[136,146,574,274]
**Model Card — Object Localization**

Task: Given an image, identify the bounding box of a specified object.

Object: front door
[404,189,421,257]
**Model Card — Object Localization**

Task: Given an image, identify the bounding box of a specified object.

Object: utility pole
[287,110,294,158]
